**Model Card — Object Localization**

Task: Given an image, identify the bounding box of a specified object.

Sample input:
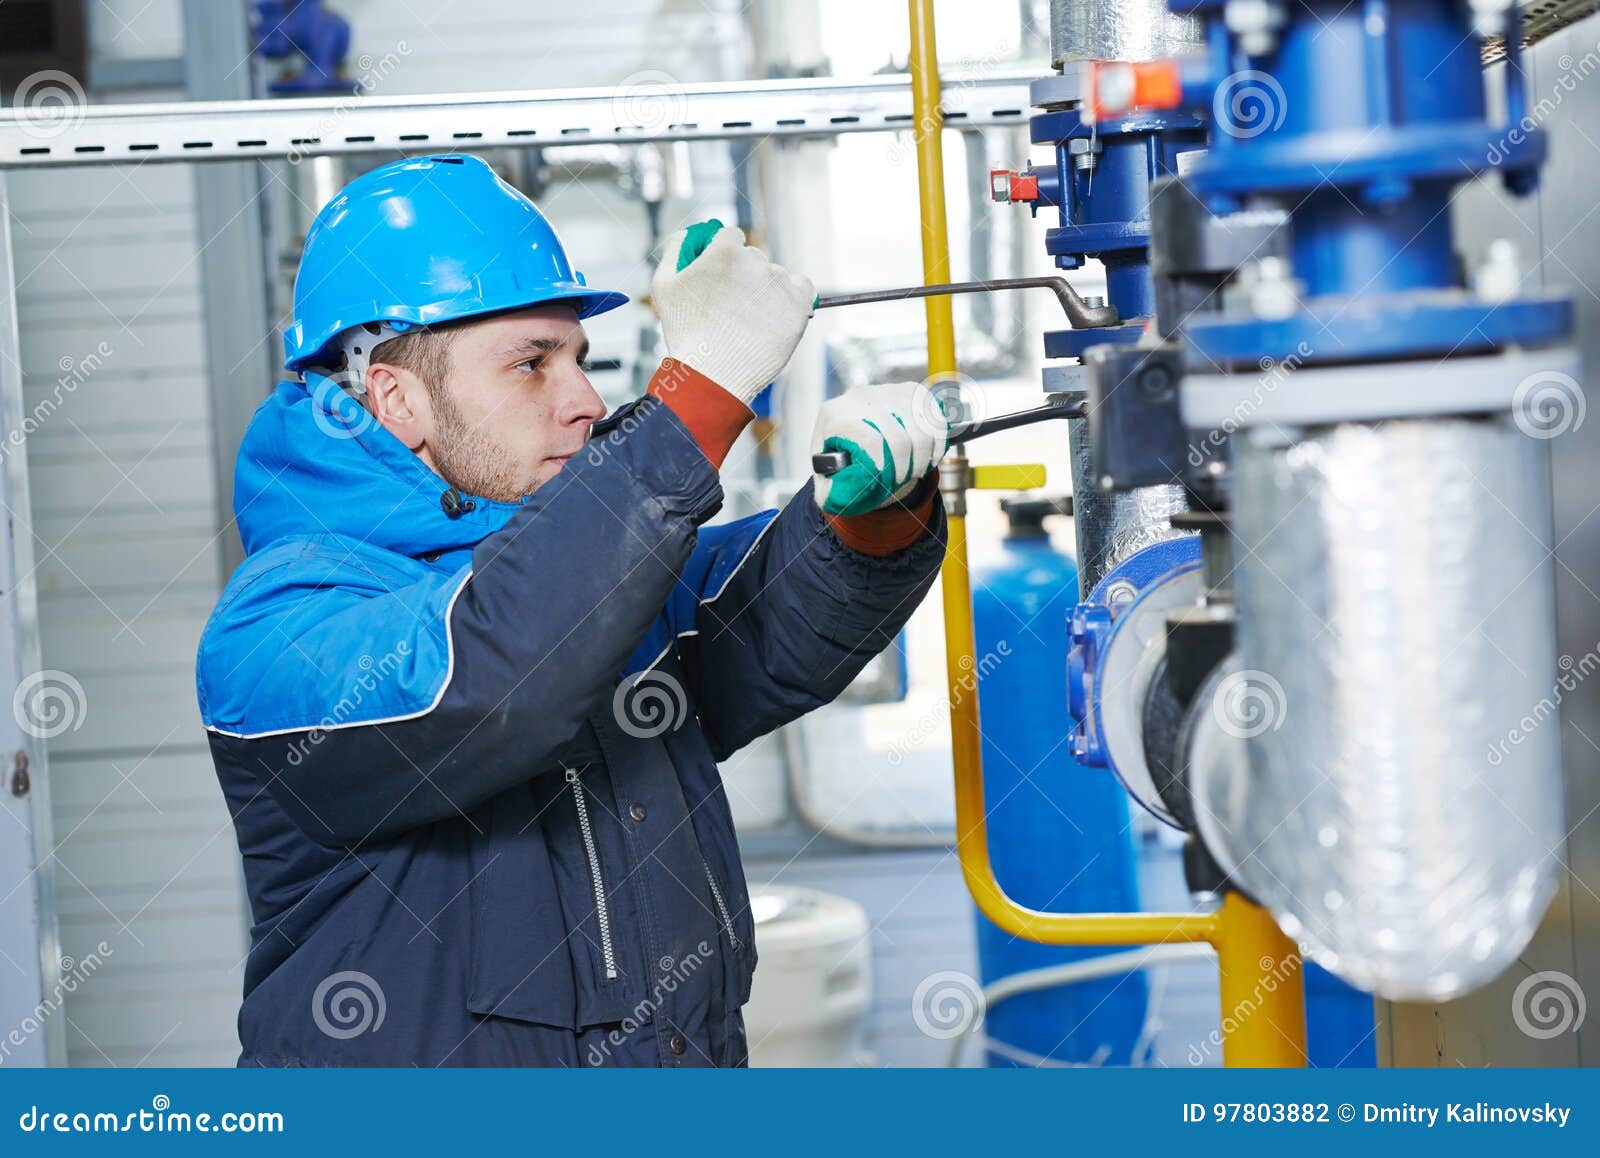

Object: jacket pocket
[465,775,633,1028]
[702,854,756,1008]
[701,857,742,952]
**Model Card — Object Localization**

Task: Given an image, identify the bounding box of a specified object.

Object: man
[196,154,949,1067]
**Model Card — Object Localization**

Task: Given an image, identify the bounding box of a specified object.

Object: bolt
[1247,256,1301,320]
[1083,295,1106,309]
[1474,238,1520,302]
[1106,579,1139,605]
[1068,136,1102,172]
[9,751,28,798]
[1225,0,1287,56]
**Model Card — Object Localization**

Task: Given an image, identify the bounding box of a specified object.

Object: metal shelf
[0,72,1036,168]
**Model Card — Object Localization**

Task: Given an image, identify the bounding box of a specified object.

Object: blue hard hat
[284,154,628,371]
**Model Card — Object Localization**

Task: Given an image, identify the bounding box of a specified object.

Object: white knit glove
[650,220,815,406]
[811,381,950,518]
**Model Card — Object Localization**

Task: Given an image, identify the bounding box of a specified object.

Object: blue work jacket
[196,374,945,1066]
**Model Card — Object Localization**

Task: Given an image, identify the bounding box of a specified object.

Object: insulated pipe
[1050,0,1202,66]
[1067,418,1188,597]
[907,0,1305,1068]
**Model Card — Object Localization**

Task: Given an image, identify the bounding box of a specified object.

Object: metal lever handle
[811,393,1085,476]
[813,276,1120,329]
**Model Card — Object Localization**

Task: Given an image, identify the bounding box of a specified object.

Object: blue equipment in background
[991,74,1206,359]
[1137,0,1571,369]
[252,1,359,96]
[971,497,1148,1067]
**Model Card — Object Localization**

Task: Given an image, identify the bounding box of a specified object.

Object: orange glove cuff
[824,471,939,557]
[646,357,754,468]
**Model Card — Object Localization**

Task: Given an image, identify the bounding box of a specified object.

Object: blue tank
[970,497,1148,1067]
[1305,963,1376,1067]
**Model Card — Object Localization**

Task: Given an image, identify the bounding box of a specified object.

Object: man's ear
[364,363,431,451]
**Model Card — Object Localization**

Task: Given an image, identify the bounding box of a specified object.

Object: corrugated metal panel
[10,46,247,1061]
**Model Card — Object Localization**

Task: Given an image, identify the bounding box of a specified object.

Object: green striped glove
[811,382,950,517]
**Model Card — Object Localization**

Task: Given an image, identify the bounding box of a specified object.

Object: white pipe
[945,942,1217,1067]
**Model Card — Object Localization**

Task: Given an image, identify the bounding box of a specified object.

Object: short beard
[427,385,533,504]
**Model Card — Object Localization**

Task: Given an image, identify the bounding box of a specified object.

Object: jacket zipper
[702,859,742,950]
[565,767,619,980]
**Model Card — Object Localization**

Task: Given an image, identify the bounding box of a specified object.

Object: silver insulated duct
[1201,415,1563,1002]
[1068,418,1188,595]
[1050,0,1202,67]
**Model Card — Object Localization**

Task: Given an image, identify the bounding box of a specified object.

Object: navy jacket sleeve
[201,400,723,847]
[680,481,946,761]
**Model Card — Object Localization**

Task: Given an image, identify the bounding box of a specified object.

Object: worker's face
[372,304,607,503]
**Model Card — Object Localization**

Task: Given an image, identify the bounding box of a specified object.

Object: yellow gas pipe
[904,0,1305,1068]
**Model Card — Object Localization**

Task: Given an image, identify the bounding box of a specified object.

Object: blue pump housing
[1022,99,1207,360]
[970,512,1148,1066]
